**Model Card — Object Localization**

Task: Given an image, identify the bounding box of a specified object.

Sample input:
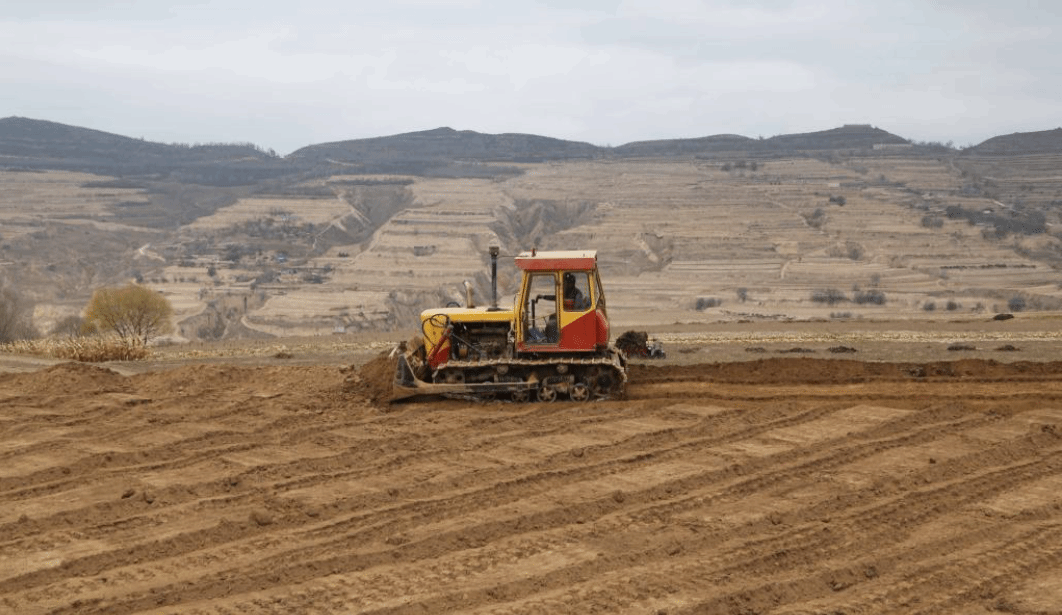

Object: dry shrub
[2,337,149,362]
[83,284,173,345]
[812,288,848,305]
[54,337,150,361]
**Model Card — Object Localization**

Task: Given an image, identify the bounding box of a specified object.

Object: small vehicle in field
[394,247,626,402]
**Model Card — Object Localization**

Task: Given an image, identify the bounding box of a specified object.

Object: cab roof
[515,250,598,271]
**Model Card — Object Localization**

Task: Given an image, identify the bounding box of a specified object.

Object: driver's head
[563,273,575,288]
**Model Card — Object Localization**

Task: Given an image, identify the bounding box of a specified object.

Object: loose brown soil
[2,349,1062,613]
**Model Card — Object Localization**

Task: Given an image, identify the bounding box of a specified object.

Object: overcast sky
[2,0,1058,154]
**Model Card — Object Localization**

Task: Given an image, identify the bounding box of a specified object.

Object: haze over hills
[2,115,1062,343]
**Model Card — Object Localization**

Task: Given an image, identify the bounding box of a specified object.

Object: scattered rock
[249,510,274,526]
[385,533,409,545]
[121,488,136,499]
[995,344,1020,352]
[947,344,976,351]
[993,313,1014,321]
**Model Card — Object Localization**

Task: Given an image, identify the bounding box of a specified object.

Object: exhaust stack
[488,245,500,311]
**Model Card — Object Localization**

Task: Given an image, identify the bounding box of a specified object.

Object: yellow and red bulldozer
[394,247,627,402]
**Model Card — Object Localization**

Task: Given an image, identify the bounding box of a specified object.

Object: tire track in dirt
[420,409,1062,611]
[31,405,1036,611]
[2,359,1062,614]
[371,405,1053,611]
[3,389,713,606]
[557,415,1062,613]
[0,399,828,611]
[383,421,1062,613]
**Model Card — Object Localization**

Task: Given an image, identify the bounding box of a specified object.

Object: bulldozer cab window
[562,272,591,312]
[525,273,558,344]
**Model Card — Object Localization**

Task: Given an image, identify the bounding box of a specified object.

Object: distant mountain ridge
[964,127,1062,155]
[0,116,272,162]
[614,125,908,156]
[0,116,290,185]
[2,116,1059,183]
[289,126,601,163]
[293,124,911,162]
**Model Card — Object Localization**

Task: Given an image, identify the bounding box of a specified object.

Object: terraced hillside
[256,154,1060,334]
[3,120,1061,339]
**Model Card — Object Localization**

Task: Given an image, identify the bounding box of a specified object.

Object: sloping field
[184,196,353,230]
[6,155,1058,340]
[295,155,1055,333]
[2,352,1061,614]
[0,170,151,240]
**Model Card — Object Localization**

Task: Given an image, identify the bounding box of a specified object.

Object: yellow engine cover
[419,306,514,357]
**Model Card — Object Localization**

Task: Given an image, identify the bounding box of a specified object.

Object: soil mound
[351,351,399,404]
[1,361,126,395]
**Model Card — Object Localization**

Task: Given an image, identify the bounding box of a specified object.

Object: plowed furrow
[39,413,1053,614]
[3,360,1061,614]
[286,403,843,537]
[621,409,990,524]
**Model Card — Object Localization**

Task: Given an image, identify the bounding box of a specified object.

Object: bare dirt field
[3,319,1062,614]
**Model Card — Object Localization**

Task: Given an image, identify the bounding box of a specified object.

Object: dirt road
[2,357,1062,613]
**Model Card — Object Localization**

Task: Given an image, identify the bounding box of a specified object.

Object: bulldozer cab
[514,250,609,353]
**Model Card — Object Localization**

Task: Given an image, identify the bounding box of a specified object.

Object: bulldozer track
[418,348,628,402]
